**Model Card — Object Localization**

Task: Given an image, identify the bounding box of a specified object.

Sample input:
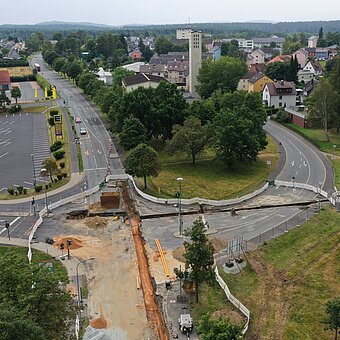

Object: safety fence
[215,266,250,335]
[27,185,100,263]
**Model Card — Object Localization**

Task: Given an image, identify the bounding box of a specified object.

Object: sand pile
[84,217,108,229]
[90,314,108,329]
[53,236,84,250]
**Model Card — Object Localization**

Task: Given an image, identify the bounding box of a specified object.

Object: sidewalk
[0,236,84,277]
[0,172,84,205]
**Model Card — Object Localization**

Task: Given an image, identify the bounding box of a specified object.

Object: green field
[137,136,278,200]
[219,206,340,339]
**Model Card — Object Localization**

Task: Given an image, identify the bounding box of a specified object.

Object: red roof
[268,55,292,64]
[0,70,10,85]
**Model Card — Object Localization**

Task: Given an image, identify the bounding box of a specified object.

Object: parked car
[80,127,87,135]
[75,117,81,123]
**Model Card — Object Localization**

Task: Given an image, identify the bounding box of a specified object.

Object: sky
[2,0,340,26]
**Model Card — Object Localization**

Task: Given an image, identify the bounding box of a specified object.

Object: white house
[94,67,113,85]
[122,73,167,92]
[303,60,323,77]
[247,49,266,65]
[263,80,297,108]
[298,69,314,83]
[308,36,318,48]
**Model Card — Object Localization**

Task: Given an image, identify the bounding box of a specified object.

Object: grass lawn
[0,66,32,77]
[219,206,340,339]
[21,105,48,113]
[0,246,68,281]
[139,136,278,200]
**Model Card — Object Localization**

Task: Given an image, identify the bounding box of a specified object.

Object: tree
[187,99,216,125]
[308,79,336,140]
[319,26,324,39]
[196,314,243,340]
[125,144,161,189]
[264,61,287,81]
[323,298,340,340]
[66,62,83,80]
[52,57,66,73]
[212,105,267,167]
[112,66,134,86]
[119,116,147,151]
[196,57,247,98]
[167,116,211,164]
[183,218,215,302]
[155,36,173,54]
[41,158,58,181]
[0,90,11,109]
[221,40,244,59]
[0,250,76,339]
[10,86,21,104]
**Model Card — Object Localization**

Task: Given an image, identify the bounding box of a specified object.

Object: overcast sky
[2,0,340,25]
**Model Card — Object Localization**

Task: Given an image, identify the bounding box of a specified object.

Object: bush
[53,150,65,160]
[23,188,27,194]
[50,141,63,152]
[35,185,42,192]
[50,109,59,117]
[0,59,29,67]
[59,161,65,168]
[45,184,49,190]
[10,74,36,82]
[275,109,291,123]
[57,173,63,180]
[48,117,55,126]
[17,186,23,195]
[7,187,15,195]
[8,105,21,113]
[54,178,58,183]
[62,172,67,178]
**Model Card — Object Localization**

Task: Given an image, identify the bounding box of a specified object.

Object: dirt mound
[84,216,108,229]
[173,246,185,262]
[90,314,108,329]
[53,236,84,250]
[89,202,106,212]
[209,236,228,252]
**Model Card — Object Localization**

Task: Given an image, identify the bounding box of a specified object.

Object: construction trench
[121,182,169,340]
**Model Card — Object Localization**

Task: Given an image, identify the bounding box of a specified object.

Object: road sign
[55,124,63,137]
[267,160,272,165]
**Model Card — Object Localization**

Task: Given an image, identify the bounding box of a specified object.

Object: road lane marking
[0,152,9,158]
[290,161,295,167]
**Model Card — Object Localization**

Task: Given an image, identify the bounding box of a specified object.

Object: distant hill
[36,21,113,28]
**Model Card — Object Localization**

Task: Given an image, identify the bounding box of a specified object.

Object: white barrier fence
[106,174,269,207]
[27,185,100,263]
[215,267,250,335]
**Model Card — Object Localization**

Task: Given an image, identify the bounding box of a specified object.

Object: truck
[178,314,193,334]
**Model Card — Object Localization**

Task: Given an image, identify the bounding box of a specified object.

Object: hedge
[0,59,29,67]
[10,74,36,82]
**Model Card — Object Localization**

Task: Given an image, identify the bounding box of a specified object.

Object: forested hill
[0,20,339,39]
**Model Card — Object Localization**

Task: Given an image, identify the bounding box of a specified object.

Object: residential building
[285,106,308,128]
[248,72,273,93]
[0,70,11,91]
[122,62,145,74]
[308,35,318,48]
[247,49,266,65]
[328,45,338,59]
[293,48,309,68]
[176,28,191,40]
[237,64,266,91]
[139,64,165,77]
[305,48,316,58]
[262,80,297,108]
[259,47,276,60]
[122,73,167,92]
[267,55,292,64]
[238,39,254,51]
[253,36,285,49]
[129,49,143,61]
[94,68,113,85]
[297,69,314,83]
[189,30,202,97]
[315,48,329,60]
[166,60,189,89]
[6,47,21,60]
[303,60,323,77]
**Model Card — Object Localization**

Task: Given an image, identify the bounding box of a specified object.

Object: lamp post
[40,168,49,213]
[177,177,183,235]
[31,153,36,186]
[292,176,295,188]
[333,145,336,168]
[76,257,95,328]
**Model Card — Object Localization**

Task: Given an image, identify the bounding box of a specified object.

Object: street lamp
[177,177,183,235]
[292,176,295,189]
[31,153,36,186]
[76,257,95,327]
[40,168,49,213]
[332,145,336,168]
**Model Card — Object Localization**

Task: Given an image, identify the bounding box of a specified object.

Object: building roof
[253,36,285,44]
[249,63,266,73]
[307,60,323,72]
[268,55,292,63]
[167,60,189,72]
[259,47,275,54]
[0,70,10,85]
[122,62,145,73]
[139,64,165,73]
[265,81,296,96]
[248,72,267,84]
[122,73,167,87]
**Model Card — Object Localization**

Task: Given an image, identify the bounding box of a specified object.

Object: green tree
[155,36,173,54]
[328,58,340,131]
[112,66,134,86]
[125,143,161,189]
[0,90,11,109]
[196,56,247,98]
[264,61,286,81]
[10,86,21,104]
[52,57,66,73]
[212,104,267,167]
[167,116,210,164]
[323,298,340,340]
[41,158,58,181]
[308,79,336,140]
[221,40,244,59]
[119,116,147,151]
[196,314,243,340]
[43,50,59,65]
[187,99,216,125]
[183,218,215,302]
[66,62,83,80]
[319,27,324,39]
[0,250,76,339]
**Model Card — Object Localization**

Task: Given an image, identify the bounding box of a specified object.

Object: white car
[80,127,87,135]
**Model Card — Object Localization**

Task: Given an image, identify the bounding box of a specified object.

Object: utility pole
[5,220,10,240]
[177,177,183,235]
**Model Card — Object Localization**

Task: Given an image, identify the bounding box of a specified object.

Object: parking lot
[10,81,45,103]
[0,112,51,193]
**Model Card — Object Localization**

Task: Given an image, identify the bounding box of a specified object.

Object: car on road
[80,127,87,135]
[75,117,81,123]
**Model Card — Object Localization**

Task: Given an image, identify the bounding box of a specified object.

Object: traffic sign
[54,115,62,124]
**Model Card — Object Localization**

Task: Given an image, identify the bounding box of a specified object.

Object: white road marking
[24,181,34,186]
[290,160,295,167]
[0,152,9,158]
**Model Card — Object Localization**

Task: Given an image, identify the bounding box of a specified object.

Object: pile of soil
[84,217,108,229]
[53,236,84,250]
[90,314,108,329]
[89,202,106,212]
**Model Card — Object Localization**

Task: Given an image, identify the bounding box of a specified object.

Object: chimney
[280,80,284,85]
